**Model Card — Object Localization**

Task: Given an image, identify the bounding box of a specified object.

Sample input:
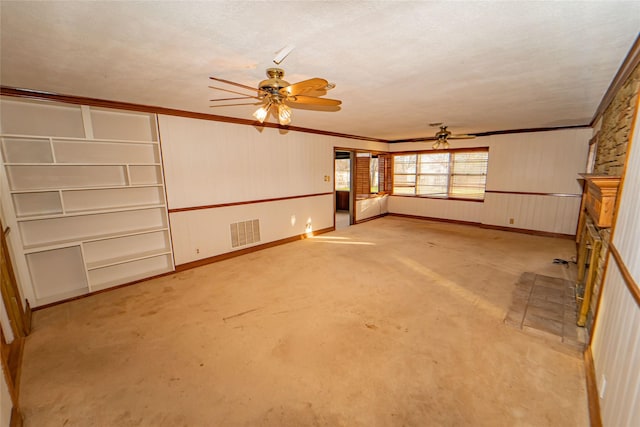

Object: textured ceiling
[1,1,639,140]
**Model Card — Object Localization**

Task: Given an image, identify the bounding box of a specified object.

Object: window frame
[346,149,392,198]
[392,147,489,202]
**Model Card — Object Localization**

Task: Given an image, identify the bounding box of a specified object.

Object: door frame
[334,148,355,227]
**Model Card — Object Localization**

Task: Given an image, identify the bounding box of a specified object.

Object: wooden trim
[32,271,175,311]
[0,327,24,410]
[609,243,640,307]
[475,223,574,239]
[485,190,581,197]
[0,86,388,143]
[388,213,481,227]
[390,194,485,203]
[175,226,334,272]
[470,124,590,138]
[387,213,575,239]
[591,34,640,126]
[1,86,597,145]
[334,146,388,155]
[168,192,333,214]
[584,347,603,427]
[354,213,388,224]
[388,125,590,143]
[0,218,29,338]
[10,406,23,427]
[390,146,489,155]
[23,300,31,336]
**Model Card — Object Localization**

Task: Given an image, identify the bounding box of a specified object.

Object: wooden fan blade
[286,95,341,106]
[210,96,260,102]
[280,78,329,96]
[393,135,475,143]
[209,76,263,93]
[209,102,262,108]
[208,85,261,97]
[390,136,438,143]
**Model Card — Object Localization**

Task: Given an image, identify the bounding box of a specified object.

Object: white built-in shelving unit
[0,97,174,306]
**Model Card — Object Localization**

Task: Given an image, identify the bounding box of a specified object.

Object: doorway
[334,150,353,229]
[1,218,30,424]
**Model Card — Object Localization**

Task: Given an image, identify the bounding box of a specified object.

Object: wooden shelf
[17,203,166,221]
[23,226,169,253]
[86,249,172,270]
[10,184,162,194]
[0,99,174,307]
[88,260,173,292]
[4,162,161,166]
[1,133,159,145]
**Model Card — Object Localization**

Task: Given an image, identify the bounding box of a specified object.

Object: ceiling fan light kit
[396,124,476,148]
[432,140,450,150]
[210,66,341,126]
[277,103,292,125]
[252,101,272,123]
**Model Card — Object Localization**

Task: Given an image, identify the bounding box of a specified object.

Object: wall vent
[230,219,260,248]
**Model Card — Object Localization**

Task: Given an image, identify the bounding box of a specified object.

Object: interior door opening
[334,150,352,229]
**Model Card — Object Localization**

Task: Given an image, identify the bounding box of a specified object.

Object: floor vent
[230,219,260,248]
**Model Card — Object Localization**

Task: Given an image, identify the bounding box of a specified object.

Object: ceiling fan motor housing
[436,126,451,140]
[259,68,289,98]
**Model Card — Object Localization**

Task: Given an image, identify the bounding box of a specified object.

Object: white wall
[170,195,333,265]
[388,128,591,234]
[162,122,591,266]
[389,196,483,223]
[591,104,640,426]
[158,115,387,265]
[355,194,388,222]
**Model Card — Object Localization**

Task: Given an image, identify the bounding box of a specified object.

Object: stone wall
[585,62,640,335]
[594,63,640,175]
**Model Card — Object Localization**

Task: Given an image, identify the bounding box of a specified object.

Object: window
[335,158,350,191]
[355,152,371,196]
[353,152,391,196]
[392,149,488,200]
[370,156,379,193]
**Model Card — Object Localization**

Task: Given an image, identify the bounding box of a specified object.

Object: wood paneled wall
[158,114,388,265]
[388,128,591,235]
[591,98,640,427]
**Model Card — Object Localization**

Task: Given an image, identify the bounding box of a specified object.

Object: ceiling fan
[209,67,341,126]
[419,123,476,149]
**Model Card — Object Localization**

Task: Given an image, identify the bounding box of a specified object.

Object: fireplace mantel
[579,174,621,228]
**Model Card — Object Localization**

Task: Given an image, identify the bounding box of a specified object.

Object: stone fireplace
[575,174,620,335]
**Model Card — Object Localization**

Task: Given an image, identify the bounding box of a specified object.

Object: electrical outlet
[196,248,200,254]
[509,218,515,224]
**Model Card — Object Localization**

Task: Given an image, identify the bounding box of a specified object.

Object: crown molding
[1,85,596,142]
[0,86,388,143]
[591,34,640,126]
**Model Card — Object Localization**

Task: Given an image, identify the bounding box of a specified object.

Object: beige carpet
[21,216,588,426]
